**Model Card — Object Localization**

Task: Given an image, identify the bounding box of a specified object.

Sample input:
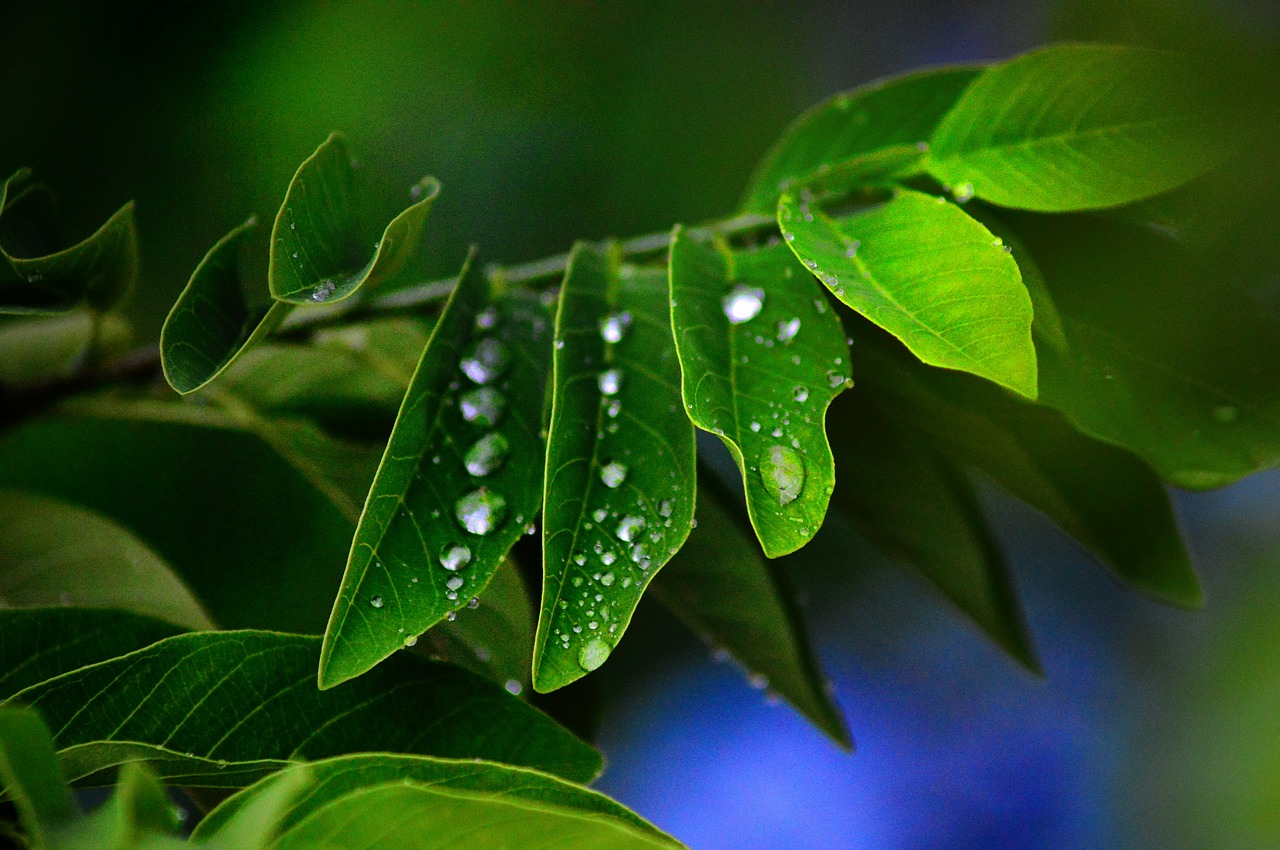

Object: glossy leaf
[320,257,552,689]
[0,489,215,630]
[779,188,1037,398]
[669,232,849,557]
[195,765,312,850]
[160,218,290,395]
[6,629,600,787]
[0,609,183,701]
[851,318,1198,606]
[741,65,982,214]
[0,707,79,848]
[536,245,696,692]
[268,133,440,305]
[651,483,850,746]
[0,170,138,315]
[0,311,132,386]
[927,45,1236,211]
[830,397,1038,669]
[195,754,678,847]
[1017,213,1280,491]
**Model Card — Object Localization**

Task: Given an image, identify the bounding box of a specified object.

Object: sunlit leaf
[0,170,138,315]
[6,629,600,787]
[741,66,981,214]
[927,44,1237,211]
[0,609,183,701]
[830,396,1038,669]
[669,231,849,557]
[651,482,851,746]
[195,764,312,850]
[779,189,1037,398]
[160,218,290,395]
[195,754,678,848]
[851,317,1198,606]
[535,244,695,692]
[268,133,440,305]
[0,707,79,848]
[320,256,552,689]
[1016,213,1280,491]
[0,489,215,630]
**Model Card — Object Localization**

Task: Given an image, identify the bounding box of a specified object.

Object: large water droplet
[600,571,615,586]
[459,386,506,428]
[600,460,628,488]
[454,487,507,534]
[464,432,510,477]
[578,638,611,672]
[311,280,337,303]
[616,515,645,542]
[777,317,801,343]
[659,500,674,518]
[599,312,633,344]
[827,370,852,389]
[403,634,419,647]
[440,542,472,571]
[459,337,511,385]
[598,368,623,396]
[723,284,765,324]
[370,595,384,609]
[793,386,809,403]
[446,576,465,591]
[760,444,805,506]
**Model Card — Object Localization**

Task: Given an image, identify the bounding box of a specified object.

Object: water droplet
[467,596,480,609]
[600,460,628,488]
[953,182,975,203]
[403,634,419,647]
[793,386,809,403]
[370,595,384,609]
[592,508,609,523]
[599,311,633,344]
[600,571,615,586]
[843,240,861,259]
[722,284,765,324]
[616,515,645,542]
[446,576,465,591]
[573,553,587,566]
[475,306,499,330]
[1213,404,1240,424]
[459,386,506,428]
[601,550,617,565]
[659,500,674,517]
[464,432,510,477]
[459,337,511,385]
[749,421,762,433]
[578,638,611,672]
[777,317,801,343]
[598,368,623,396]
[827,370,851,388]
[505,679,523,695]
[440,542,472,571]
[454,488,507,535]
[311,280,336,303]
[604,399,622,418]
[760,444,805,506]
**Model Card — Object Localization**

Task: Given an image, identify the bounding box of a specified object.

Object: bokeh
[4,1,1278,847]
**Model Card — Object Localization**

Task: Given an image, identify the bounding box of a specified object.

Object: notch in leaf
[269,132,440,305]
[319,252,552,689]
[0,168,138,315]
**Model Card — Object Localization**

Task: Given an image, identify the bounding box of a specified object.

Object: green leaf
[0,312,132,386]
[6,629,600,787]
[319,257,552,689]
[195,765,312,850]
[927,45,1237,211]
[0,609,183,701]
[411,557,534,690]
[651,482,850,747]
[0,490,215,631]
[668,232,850,557]
[194,754,678,848]
[268,133,440,305]
[1017,213,1280,491]
[829,397,1038,670]
[0,170,138,315]
[160,218,290,395]
[60,761,184,850]
[851,318,1198,606]
[535,245,696,692]
[741,66,982,214]
[778,189,1037,398]
[0,707,79,848]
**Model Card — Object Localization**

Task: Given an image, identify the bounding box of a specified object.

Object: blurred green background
[3,1,1278,847]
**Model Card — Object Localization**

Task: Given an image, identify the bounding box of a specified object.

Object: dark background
[4,1,1278,847]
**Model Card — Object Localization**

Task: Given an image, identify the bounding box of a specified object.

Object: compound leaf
[779,189,1037,398]
[669,231,850,557]
[535,245,696,692]
[927,45,1237,211]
